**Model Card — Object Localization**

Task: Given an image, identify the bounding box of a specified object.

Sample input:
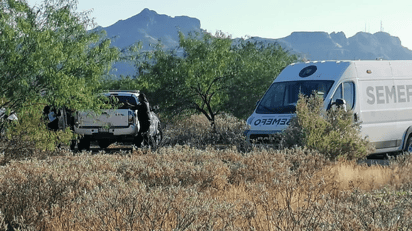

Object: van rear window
[256,80,334,114]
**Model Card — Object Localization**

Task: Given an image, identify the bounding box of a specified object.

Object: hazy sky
[28,0,412,50]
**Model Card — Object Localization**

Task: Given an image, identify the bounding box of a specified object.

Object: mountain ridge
[101,9,412,76]
[102,8,202,50]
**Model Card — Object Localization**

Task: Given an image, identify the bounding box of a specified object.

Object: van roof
[275,60,351,82]
[275,60,412,83]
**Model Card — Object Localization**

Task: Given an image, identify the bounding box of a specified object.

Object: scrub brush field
[1,115,412,230]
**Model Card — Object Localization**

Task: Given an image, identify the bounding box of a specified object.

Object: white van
[245,60,412,154]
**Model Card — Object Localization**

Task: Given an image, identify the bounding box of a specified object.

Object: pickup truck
[73,90,162,150]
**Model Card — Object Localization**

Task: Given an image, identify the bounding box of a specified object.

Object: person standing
[135,93,151,147]
[43,105,59,131]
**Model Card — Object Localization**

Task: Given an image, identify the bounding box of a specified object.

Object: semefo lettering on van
[366,85,412,105]
[253,118,291,126]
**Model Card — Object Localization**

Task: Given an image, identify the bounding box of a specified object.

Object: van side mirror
[334,98,346,106]
[313,91,324,98]
[332,98,347,111]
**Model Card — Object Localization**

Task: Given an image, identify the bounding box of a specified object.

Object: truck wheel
[70,139,77,151]
[405,136,412,153]
[98,140,112,149]
[78,136,91,151]
[147,125,163,150]
[134,134,143,148]
[154,126,163,147]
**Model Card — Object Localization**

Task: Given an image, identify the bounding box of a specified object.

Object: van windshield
[256,80,334,114]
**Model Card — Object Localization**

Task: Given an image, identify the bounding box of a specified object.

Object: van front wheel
[405,136,412,153]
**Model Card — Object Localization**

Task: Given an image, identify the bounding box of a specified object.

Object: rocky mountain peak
[102,9,201,49]
[101,9,412,77]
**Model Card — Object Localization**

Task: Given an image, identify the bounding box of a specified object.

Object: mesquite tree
[0,0,119,149]
[137,31,298,126]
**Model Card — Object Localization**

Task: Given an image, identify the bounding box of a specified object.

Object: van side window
[331,82,355,110]
[343,82,355,110]
[331,84,342,104]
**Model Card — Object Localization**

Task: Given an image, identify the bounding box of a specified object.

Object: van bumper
[245,129,283,146]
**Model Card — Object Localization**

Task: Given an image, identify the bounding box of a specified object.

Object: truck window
[114,95,138,106]
[256,80,334,114]
[104,95,138,109]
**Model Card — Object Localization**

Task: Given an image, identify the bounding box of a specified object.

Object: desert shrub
[1,147,412,230]
[0,147,333,230]
[163,114,250,152]
[0,138,69,166]
[282,94,374,160]
[319,188,412,230]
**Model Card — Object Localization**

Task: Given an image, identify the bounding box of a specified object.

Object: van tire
[405,136,412,153]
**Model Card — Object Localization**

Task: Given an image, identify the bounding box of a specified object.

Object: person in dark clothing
[135,93,151,147]
[43,105,60,131]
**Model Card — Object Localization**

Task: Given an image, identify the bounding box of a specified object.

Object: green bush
[282,94,374,160]
[0,106,73,165]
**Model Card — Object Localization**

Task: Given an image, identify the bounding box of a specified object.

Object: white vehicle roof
[103,90,140,97]
[276,61,350,82]
[276,60,412,83]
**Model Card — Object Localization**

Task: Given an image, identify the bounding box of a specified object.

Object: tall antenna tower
[380,20,384,32]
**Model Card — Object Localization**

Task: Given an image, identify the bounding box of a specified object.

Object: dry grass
[0,114,411,230]
[329,161,395,191]
[163,114,250,152]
